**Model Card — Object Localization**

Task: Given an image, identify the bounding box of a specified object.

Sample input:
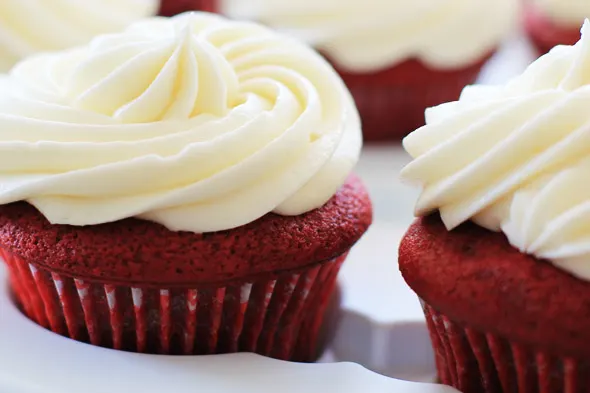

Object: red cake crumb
[0,175,372,287]
[399,214,590,358]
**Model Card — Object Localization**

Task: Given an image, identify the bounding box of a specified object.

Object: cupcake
[0,0,158,73]
[158,0,215,16]
[0,12,372,361]
[209,0,520,140]
[525,0,590,54]
[400,21,590,393]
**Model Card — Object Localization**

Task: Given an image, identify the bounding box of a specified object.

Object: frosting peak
[0,13,361,233]
[0,0,158,72]
[54,16,240,123]
[402,21,590,281]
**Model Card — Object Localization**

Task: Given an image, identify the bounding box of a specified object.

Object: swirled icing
[402,21,590,280]
[0,12,361,233]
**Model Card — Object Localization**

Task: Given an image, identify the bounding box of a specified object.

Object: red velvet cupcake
[331,57,492,141]
[400,216,590,393]
[2,177,370,360]
[400,22,590,393]
[0,13,371,361]
[158,0,215,16]
[524,1,589,54]
[207,0,519,140]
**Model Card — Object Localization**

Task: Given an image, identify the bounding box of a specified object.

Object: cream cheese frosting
[533,0,590,27]
[401,21,590,280]
[0,12,361,233]
[0,0,159,72]
[220,0,519,73]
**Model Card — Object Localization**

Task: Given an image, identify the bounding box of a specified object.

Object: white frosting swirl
[533,0,590,27]
[0,0,159,73]
[0,12,361,233]
[401,21,590,281]
[220,0,519,73]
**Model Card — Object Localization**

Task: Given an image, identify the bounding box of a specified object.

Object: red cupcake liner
[524,6,582,55]
[158,0,217,16]
[334,57,490,141]
[2,247,345,362]
[422,302,590,393]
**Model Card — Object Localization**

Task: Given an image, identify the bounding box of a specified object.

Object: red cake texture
[524,5,582,55]
[158,0,216,16]
[332,55,492,141]
[399,214,590,393]
[1,175,372,361]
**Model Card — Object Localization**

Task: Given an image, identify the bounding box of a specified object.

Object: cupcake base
[158,0,216,16]
[3,248,345,362]
[333,56,491,141]
[524,6,582,55]
[423,303,590,393]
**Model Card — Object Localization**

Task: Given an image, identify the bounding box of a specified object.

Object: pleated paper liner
[422,303,590,393]
[158,0,217,16]
[2,247,345,362]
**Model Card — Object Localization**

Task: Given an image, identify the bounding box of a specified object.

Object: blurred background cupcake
[525,0,590,54]
[400,21,590,393]
[0,0,158,73]
[0,13,371,362]
[166,0,520,141]
[159,0,215,16]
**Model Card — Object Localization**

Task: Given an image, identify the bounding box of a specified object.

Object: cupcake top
[0,12,360,234]
[220,0,519,73]
[401,21,590,281]
[532,0,590,27]
[0,0,159,72]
